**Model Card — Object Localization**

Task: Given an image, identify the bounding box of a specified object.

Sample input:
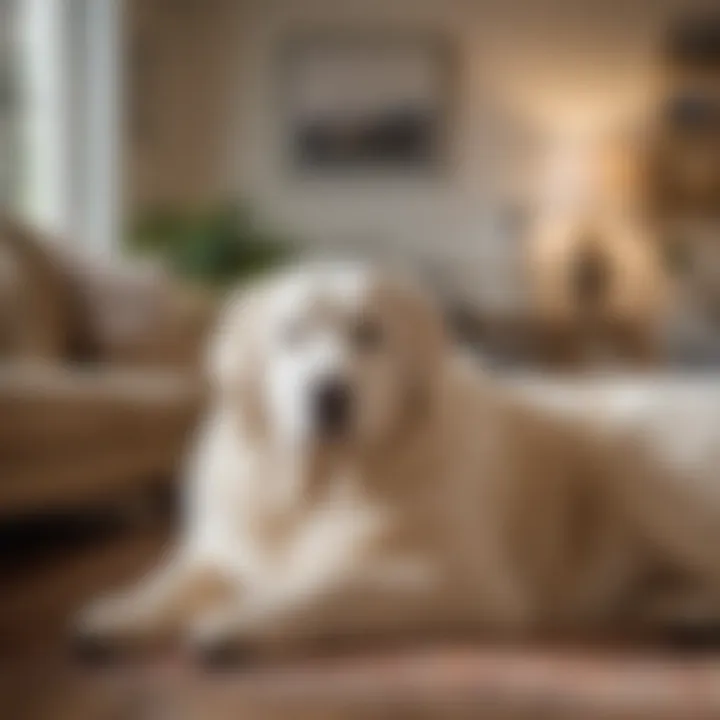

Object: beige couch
[0,219,216,517]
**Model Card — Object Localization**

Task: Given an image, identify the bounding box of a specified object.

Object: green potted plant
[128,203,293,290]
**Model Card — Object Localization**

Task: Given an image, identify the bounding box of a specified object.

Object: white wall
[228,0,534,309]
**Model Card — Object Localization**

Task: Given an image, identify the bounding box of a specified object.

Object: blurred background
[4,0,720,370]
[1,0,720,717]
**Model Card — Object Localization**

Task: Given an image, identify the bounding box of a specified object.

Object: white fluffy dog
[77,263,720,656]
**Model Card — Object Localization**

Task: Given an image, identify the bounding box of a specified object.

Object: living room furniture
[0,219,216,517]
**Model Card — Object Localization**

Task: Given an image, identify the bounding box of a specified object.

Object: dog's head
[209,263,447,453]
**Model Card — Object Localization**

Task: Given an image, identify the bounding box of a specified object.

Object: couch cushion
[0,364,201,454]
[0,364,203,514]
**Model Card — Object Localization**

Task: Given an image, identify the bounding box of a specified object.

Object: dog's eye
[351,317,384,351]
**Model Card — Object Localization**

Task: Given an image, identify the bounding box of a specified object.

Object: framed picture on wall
[281,33,454,174]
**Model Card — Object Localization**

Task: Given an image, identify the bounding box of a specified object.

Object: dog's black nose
[313,378,352,437]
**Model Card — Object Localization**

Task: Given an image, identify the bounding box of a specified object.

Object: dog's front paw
[187,611,258,668]
[72,596,160,661]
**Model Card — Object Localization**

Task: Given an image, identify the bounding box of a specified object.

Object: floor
[3,518,720,720]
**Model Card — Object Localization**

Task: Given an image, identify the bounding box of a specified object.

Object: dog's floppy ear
[385,272,449,418]
[206,281,267,436]
[408,284,448,414]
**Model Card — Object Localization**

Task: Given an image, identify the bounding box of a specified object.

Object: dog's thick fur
[78,263,720,655]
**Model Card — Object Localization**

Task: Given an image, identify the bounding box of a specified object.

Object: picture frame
[280,32,455,175]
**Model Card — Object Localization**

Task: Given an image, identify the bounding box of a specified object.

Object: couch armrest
[0,363,202,515]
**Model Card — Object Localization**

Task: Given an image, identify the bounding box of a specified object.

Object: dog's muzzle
[312,377,353,439]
